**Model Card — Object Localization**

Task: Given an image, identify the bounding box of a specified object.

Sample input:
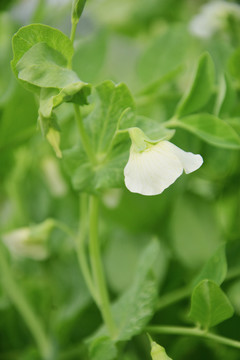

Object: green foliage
[193,244,227,287]
[189,280,234,329]
[176,53,215,117]
[149,340,172,360]
[89,336,117,360]
[174,113,240,149]
[16,42,79,89]
[137,25,191,85]
[64,81,135,192]
[2,0,240,359]
[11,24,74,92]
[112,240,159,341]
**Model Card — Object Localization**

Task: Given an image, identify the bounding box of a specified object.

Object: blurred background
[1,0,240,359]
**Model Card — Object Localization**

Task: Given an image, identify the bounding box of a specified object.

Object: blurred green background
[1,0,240,359]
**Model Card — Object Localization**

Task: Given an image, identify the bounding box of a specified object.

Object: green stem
[76,194,98,302]
[0,244,52,359]
[146,325,240,349]
[70,21,78,44]
[157,286,190,311]
[89,195,116,338]
[74,104,96,165]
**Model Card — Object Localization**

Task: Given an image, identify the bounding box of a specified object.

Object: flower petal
[165,141,203,174]
[124,142,183,196]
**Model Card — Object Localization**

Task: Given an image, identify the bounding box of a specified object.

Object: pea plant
[1,0,240,359]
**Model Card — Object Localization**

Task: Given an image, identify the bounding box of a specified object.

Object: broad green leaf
[88,240,160,345]
[63,139,129,193]
[174,113,240,149]
[12,23,73,77]
[16,42,79,89]
[176,53,215,117]
[192,244,227,287]
[189,279,234,329]
[88,336,117,360]
[86,80,135,153]
[112,240,160,341]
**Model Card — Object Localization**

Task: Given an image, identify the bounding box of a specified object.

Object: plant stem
[89,195,116,338]
[76,194,98,302]
[0,245,52,359]
[156,286,191,311]
[70,21,78,44]
[146,325,240,349]
[74,104,96,165]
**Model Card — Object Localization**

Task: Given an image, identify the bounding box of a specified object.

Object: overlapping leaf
[189,279,234,329]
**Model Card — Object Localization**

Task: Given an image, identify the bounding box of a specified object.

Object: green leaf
[87,80,135,153]
[192,244,227,287]
[174,113,240,149]
[12,23,73,77]
[88,336,117,360]
[64,81,135,193]
[39,82,91,119]
[189,279,234,329]
[112,240,160,341]
[176,53,215,117]
[16,42,79,89]
[149,338,172,360]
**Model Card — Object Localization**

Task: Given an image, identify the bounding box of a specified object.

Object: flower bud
[71,0,87,24]
[46,127,62,159]
[2,219,55,260]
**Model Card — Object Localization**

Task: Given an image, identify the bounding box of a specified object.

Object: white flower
[2,220,54,260]
[189,1,240,38]
[124,128,203,196]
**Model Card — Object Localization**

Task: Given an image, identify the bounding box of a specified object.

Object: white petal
[124,142,183,196]
[165,141,203,174]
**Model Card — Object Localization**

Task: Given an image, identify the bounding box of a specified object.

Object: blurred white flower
[102,189,122,209]
[124,128,203,196]
[2,219,54,260]
[189,1,240,38]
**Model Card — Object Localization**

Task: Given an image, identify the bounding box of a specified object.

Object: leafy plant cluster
[1,0,240,359]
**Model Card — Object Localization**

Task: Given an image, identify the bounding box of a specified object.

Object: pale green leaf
[12,23,73,77]
[189,279,234,329]
[176,53,215,117]
[16,42,79,89]
[149,339,172,360]
[192,244,227,287]
[175,113,240,149]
